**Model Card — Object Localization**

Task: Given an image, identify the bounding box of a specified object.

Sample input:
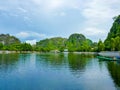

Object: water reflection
[68,53,94,77]
[107,61,120,87]
[68,53,93,71]
[36,53,95,77]
[0,53,119,90]
[36,53,65,68]
[0,54,19,72]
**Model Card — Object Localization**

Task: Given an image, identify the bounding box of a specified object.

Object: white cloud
[16,31,46,39]
[31,0,65,14]
[31,0,82,14]
[79,27,107,41]
[82,0,120,26]
[79,0,120,41]
[15,31,56,42]
[46,0,64,10]
[16,32,29,38]
[60,12,66,16]
[17,7,27,13]
[81,27,106,36]
[26,39,37,45]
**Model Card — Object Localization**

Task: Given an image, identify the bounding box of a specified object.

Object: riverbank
[0,51,120,57]
[72,52,97,55]
[0,50,98,55]
[0,51,37,54]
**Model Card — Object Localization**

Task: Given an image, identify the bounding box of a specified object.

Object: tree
[66,33,93,52]
[104,15,120,51]
[36,37,67,52]
[98,40,105,52]
[0,43,3,50]
[82,40,92,52]
[20,43,33,51]
[114,36,120,51]
[113,16,118,21]
[111,38,116,51]
[91,42,98,52]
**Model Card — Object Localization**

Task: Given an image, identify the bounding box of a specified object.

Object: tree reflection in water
[68,53,94,77]
[0,53,19,72]
[107,61,120,87]
[36,53,65,68]
[36,53,95,78]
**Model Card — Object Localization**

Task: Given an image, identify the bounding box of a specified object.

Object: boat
[97,56,120,61]
[116,56,120,59]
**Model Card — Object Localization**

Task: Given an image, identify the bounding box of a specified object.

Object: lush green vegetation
[0,34,33,51]
[0,34,20,45]
[36,37,67,52]
[104,15,120,51]
[36,33,98,52]
[0,15,120,52]
[66,34,93,52]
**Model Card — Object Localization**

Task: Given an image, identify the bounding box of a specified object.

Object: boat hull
[97,56,120,61]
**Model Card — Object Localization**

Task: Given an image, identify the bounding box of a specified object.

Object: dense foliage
[104,15,120,51]
[66,34,93,52]
[36,37,67,52]
[0,34,33,51]
[36,34,96,52]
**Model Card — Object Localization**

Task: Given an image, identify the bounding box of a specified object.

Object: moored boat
[97,56,120,61]
[116,56,120,59]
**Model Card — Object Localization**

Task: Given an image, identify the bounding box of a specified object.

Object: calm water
[0,53,120,90]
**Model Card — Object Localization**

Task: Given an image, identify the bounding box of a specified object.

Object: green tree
[98,39,105,51]
[36,37,67,52]
[20,43,33,51]
[0,43,3,50]
[111,38,116,51]
[91,42,98,52]
[114,36,120,51]
[104,15,120,50]
[67,33,93,52]
[82,40,92,52]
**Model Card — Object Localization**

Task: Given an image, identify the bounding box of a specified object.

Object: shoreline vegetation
[0,50,97,53]
[0,15,120,53]
[0,50,120,57]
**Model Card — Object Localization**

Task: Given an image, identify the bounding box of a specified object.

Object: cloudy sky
[0,0,120,44]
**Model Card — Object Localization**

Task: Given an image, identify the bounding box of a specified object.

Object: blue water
[0,53,120,90]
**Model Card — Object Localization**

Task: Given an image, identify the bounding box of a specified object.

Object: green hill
[67,33,93,52]
[36,33,94,52]
[0,34,20,45]
[104,15,120,50]
[36,37,67,52]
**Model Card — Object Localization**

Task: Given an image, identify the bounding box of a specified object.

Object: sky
[0,0,120,44]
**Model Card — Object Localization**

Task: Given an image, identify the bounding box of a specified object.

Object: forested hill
[66,33,93,52]
[36,33,96,52]
[0,34,33,51]
[0,34,20,45]
[0,33,96,52]
[36,37,67,52]
[104,15,120,50]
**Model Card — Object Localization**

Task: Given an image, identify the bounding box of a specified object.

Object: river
[0,53,120,90]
